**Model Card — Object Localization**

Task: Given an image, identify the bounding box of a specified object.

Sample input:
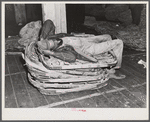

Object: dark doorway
[25,4,43,23]
[5,4,42,37]
[66,4,85,33]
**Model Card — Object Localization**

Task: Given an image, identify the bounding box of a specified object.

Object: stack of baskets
[22,41,117,95]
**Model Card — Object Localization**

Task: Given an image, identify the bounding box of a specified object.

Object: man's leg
[109,39,123,68]
[40,20,55,40]
[86,34,112,43]
[91,38,123,68]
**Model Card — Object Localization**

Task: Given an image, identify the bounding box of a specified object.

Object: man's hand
[42,50,55,56]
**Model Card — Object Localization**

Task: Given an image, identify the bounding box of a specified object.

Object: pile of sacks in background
[84,5,146,51]
[18,20,42,47]
[5,36,23,51]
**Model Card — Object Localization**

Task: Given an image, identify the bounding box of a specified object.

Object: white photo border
[1,1,149,120]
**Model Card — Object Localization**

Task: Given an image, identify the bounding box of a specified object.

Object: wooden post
[14,4,27,25]
[41,3,67,34]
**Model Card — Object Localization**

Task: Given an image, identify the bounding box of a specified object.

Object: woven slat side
[28,71,108,83]
[38,81,108,95]
[28,66,109,82]
[28,74,83,88]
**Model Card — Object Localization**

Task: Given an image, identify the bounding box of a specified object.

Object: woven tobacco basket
[22,41,117,95]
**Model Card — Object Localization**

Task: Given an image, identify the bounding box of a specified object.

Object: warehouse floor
[5,47,147,108]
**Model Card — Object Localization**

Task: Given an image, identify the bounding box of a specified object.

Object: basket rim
[23,41,117,70]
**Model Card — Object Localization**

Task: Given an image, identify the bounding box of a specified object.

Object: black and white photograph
[2,0,149,120]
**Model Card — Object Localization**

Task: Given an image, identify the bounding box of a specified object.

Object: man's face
[48,40,55,50]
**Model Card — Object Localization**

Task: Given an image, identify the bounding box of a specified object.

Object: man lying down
[36,19,125,79]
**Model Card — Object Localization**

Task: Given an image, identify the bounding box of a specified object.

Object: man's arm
[73,47,98,63]
[87,34,112,43]
[40,49,76,63]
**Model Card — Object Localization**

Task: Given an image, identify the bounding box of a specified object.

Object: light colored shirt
[61,34,112,56]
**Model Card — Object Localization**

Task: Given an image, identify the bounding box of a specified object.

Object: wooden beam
[14,4,27,25]
[41,3,67,34]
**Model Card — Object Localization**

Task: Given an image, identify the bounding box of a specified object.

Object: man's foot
[106,68,116,74]
[112,66,121,70]
[109,73,126,79]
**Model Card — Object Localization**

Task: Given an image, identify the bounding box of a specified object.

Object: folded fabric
[18,20,42,46]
